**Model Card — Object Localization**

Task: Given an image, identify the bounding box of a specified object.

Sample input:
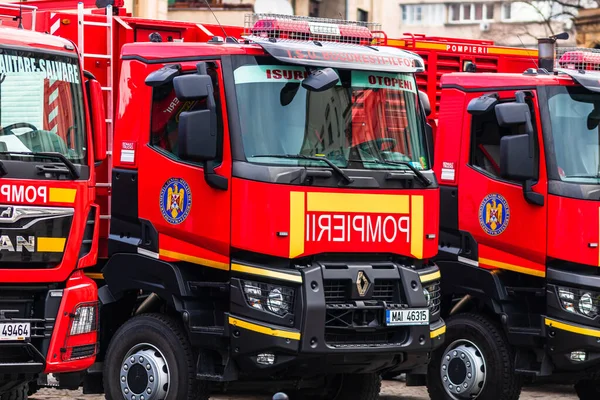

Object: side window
[469,98,536,179]
[149,66,222,162]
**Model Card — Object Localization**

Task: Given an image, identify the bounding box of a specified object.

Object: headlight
[243,280,294,316]
[558,287,599,318]
[423,282,441,314]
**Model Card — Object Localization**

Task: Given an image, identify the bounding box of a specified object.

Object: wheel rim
[439,339,486,399]
[119,343,170,400]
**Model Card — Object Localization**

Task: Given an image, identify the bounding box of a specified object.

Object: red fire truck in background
[423,34,600,399]
[0,2,107,399]
[3,1,446,399]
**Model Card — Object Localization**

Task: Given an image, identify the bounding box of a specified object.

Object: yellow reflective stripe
[411,195,424,259]
[37,237,66,252]
[159,249,229,271]
[49,188,76,203]
[545,318,600,337]
[289,191,305,258]
[85,273,104,280]
[228,316,301,341]
[479,257,545,278]
[306,193,409,214]
[231,263,302,283]
[420,270,441,284]
[430,325,446,339]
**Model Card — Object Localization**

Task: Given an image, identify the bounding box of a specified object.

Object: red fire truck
[0,2,107,399]
[4,1,445,399]
[425,36,600,399]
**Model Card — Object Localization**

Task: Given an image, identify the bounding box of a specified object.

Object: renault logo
[356,270,370,297]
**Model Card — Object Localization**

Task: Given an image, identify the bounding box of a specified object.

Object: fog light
[571,351,587,362]
[256,353,276,365]
[558,287,599,318]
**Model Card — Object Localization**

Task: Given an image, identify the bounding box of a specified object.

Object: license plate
[0,323,30,341]
[385,309,429,326]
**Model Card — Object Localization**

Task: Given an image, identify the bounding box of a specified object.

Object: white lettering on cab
[306,214,411,244]
[0,185,47,203]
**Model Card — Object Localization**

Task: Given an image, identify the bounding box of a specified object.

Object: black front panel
[0,285,61,374]
[0,206,73,268]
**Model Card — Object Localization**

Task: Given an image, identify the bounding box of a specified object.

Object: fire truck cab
[93,14,444,400]
[428,39,600,400]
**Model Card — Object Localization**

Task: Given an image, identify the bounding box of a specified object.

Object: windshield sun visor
[248,37,425,74]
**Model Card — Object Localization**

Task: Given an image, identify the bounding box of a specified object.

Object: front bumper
[227,260,445,378]
[546,270,600,372]
[0,270,98,393]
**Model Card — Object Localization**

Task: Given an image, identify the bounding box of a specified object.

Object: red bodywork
[434,72,600,276]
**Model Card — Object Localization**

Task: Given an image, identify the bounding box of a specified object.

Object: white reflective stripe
[48,108,58,122]
[50,126,58,133]
[50,18,60,35]
[49,89,59,104]
[138,247,159,259]
[197,24,213,37]
[458,256,479,267]
[120,149,134,163]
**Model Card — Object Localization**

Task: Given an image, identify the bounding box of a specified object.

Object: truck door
[137,60,232,270]
[458,91,548,277]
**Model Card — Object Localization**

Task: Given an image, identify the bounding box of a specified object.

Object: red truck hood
[231,178,439,260]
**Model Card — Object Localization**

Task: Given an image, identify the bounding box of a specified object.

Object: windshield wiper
[348,158,432,187]
[0,151,79,179]
[252,154,354,184]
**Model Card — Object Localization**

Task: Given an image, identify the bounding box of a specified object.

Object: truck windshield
[0,48,86,165]
[231,57,429,171]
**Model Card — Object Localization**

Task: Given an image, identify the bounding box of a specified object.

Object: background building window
[448,3,494,23]
[502,3,512,20]
[357,8,368,22]
[402,4,445,26]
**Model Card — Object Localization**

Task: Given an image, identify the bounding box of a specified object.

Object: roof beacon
[244,13,384,46]
[557,47,600,72]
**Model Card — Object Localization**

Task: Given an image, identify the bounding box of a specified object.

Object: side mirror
[173,74,212,100]
[467,93,498,115]
[86,78,107,163]
[172,66,228,191]
[145,64,181,87]
[178,110,217,162]
[495,102,530,127]
[301,68,339,92]
[419,90,431,117]
[500,134,534,181]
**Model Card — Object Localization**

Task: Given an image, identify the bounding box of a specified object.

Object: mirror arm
[204,160,228,190]
[522,179,544,206]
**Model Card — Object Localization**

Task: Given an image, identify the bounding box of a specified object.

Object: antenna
[517,34,538,70]
[203,0,228,39]
[17,0,23,29]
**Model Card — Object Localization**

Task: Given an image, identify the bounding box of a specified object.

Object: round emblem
[479,193,510,236]
[159,178,192,224]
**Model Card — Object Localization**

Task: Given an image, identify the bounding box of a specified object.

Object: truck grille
[324,279,400,303]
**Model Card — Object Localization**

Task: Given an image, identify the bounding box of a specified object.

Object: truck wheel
[103,313,208,400]
[574,379,600,399]
[328,373,381,400]
[0,383,28,400]
[426,313,522,400]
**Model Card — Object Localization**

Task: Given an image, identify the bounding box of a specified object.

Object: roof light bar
[557,47,600,72]
[244,13,384,46]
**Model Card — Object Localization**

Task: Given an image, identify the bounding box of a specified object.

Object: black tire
[426,313,522,400]
[0,384,27,400]
[575,379,600,399]
[26,382,37,397]
[103,313,208,400]
[331,373,381,400]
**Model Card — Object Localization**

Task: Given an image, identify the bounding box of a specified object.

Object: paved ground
[32,379,578,399]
